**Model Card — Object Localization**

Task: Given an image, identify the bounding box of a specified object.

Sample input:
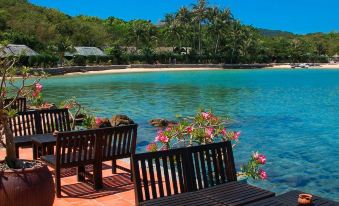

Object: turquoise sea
[41,69,339,200]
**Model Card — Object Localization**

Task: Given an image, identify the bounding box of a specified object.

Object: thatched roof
[65,47,106,57]
[0,44,38,57]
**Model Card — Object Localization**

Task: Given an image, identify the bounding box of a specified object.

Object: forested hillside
[0,0,338,64]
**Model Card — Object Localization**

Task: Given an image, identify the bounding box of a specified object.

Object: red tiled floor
[0,147,136,206]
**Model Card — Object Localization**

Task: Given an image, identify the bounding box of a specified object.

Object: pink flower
[232,131,241,140]
[146,142,158,152]
[252,152,266,165]
[32,91,39,97]
[165,127,172,132]
[201,112,212,120]
[35,83,43,92]
[1,89,6,97]
[257,154,266,165]
[220,128,227,136]
[205,127,214,138]
[258,169,267,180]
[95,117,102,125]
[155,130,169,143]
[187,126,193,134]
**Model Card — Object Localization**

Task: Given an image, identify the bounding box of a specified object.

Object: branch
[4,76,42,109]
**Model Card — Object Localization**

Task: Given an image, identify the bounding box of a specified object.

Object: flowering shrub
[31,83,44,107]
[147,110,240,151]
[146,110,268,180]
[240,152,267,180]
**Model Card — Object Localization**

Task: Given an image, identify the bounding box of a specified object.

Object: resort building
[332,54,339,62]
[0,44,38,57]
[65,46,107,57]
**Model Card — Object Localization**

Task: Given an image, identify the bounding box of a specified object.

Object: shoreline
[30,63,339,76]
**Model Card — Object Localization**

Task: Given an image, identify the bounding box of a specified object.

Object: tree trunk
[4,120,16,163]
[60,52,64,67]
[198,22,202,55]
[0,111,17,166]
[214,34,220,55]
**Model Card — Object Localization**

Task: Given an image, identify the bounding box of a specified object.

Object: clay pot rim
[0,159,48,174]
[299,193,313,198]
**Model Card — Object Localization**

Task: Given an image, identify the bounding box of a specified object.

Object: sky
[29,0,339,34]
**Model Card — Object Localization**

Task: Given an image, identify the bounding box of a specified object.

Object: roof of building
[0,44,38,57]
[65,47,106,57]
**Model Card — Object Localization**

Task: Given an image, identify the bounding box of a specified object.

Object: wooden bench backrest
[5,97,27,112]
[55,129,99,168]
[9,110,39,137]
[189,141,237,190]
[132,146,189,204]
[38,108,71,134]
[131,141,237,205]
[100,124,138,161]
[55,124,138,168]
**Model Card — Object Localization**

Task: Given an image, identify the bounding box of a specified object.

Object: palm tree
[55,36,73,66]
[192,0,208,55]
[206,7,233,55]
[176,7,192,49]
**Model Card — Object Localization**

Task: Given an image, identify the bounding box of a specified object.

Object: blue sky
[29,0,339,34]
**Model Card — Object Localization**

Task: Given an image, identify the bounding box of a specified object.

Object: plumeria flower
[32,91,39,97]
[155,130,169,143]
[205,127,214,138]
[232,131,241,140]
[35,83,43,92]
[95,117,102,125]
[201,112,212,120]
[257,154,266,164]
[258,169,267,180]
[146,142,158,152]
[187,126,193,134]
[253,151,259,159]
[253,152,266,164]
[165,127,172,132]
[220,128,227,136]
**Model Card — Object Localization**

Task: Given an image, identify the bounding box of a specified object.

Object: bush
[73,55,86,66]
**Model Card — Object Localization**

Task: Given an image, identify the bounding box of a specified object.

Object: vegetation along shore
[0,0,338,69]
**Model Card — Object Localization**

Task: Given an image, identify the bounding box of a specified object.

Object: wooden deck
[0,147,136,206]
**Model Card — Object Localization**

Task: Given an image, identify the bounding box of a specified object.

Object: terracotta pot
[0,161,55,206]
[298,193,313,206]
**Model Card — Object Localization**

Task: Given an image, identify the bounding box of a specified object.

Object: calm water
[41,69,339,200]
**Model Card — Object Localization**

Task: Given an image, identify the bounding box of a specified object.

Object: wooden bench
[8,108,71,158]
[41,124,138,197]
[5,97,27,112]
[131,141,275,206]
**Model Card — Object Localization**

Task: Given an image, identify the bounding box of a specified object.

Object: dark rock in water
[111,114,134,126]
[149,118,177,127]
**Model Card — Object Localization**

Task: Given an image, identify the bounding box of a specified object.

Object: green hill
[0,0,338,63]
[258,28,294,37]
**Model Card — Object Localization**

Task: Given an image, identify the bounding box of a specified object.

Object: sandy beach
[65,67,224,76]
[61,63,339,76]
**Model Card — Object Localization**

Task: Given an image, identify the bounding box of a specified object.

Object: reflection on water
[42,69,339,200]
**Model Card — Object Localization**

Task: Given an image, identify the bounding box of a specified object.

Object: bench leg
[112,159,117,174]
[15,146,19,159]
[55,168,62,198]
[33,144,37,160]
[77,165,85,182]
[93,163,103,190]
[129,161,133,182]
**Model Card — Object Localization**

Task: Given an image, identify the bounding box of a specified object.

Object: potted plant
[0,53,54,206]
[146,109,267,181]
